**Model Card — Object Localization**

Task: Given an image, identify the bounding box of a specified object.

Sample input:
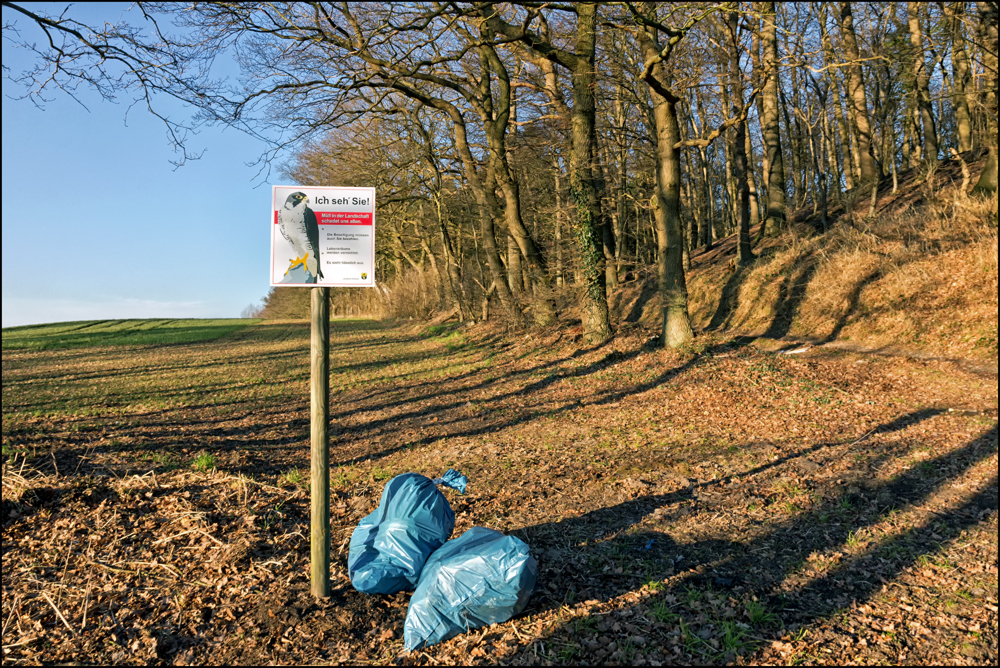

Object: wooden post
[310,286,330,598]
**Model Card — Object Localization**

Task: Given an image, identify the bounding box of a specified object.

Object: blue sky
[2,4,285,327]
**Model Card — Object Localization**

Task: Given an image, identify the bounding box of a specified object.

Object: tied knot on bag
[432,468,468,494]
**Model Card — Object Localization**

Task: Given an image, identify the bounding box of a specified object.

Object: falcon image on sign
[271,186,376,287]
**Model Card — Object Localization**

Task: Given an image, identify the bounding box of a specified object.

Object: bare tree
[838,2,879,185]
[480,2,613,344]
[908,2,939,172]
[972,1,998,195]
[757,1,787,235]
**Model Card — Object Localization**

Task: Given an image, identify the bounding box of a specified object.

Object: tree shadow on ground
[623,280,659,324]
[821,267,884,343]
[502,418,997,663]
[707,265,753,331]
[764,250,820,339]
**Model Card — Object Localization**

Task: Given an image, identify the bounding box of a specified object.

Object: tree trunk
[416,204,445,307]
[435,200,469,321]
[821,95,841,202]
[779,83,803,209]
[568,3,612,343]
[943,2,974,153]
[972,1,998,195]
[683,147,704,260]
[838,2,878,185]
[595,142,619,289]
[786,28,806,207]
[751,16,772,223]
[506,233,524,295]
[718,68,738,234]
[553,160,565,287]
[477,38,556,325]
[637,15,694,349]
[745,120,762,231]
[759,1,787,235]
[729,11,753,265]
[694,87,716,249]
[451,121,519,324]
[908,2,938,173]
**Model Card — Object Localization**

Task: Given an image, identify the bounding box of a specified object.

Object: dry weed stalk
[40,591,76,637]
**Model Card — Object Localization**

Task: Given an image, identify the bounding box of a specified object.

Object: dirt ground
[2,319,997,665]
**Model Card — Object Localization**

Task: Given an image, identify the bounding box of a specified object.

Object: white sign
[271,186,376,287]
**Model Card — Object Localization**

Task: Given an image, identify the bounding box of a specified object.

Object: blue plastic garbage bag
[348,471,466,595]
[404,526,537,651]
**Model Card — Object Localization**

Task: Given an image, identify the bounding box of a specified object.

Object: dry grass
[663,190,998,361]
[258,266,457,321]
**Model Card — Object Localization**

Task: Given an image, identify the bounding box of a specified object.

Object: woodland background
[213,2,1000,351]
[7,2,996,347]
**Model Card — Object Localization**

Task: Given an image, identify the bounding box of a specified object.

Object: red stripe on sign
[315,211,373,225]
[274,211,278,224]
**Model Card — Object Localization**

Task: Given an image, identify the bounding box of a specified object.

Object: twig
[81,582,91,631]
[97,461,121,480]
[198,529,225,546]
[90,560,136,575]
[2,595,20,637]
[40,591,76,636]
[152,528,202,545]
[846,427,879,448]
[56,541,73,607]
[73,443,94,475]
[120,561,182,578]
[1,636,39,650]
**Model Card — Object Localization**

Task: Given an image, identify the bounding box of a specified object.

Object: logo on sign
[361,272,368,280]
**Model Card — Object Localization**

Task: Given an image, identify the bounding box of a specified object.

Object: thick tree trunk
[568,4,612,343]
[759,1,787,235]
[972,1,998,195]
[943,2,974,153]
[908,2,938,172]
[652,97,694,348]
[838,2,879,185]
[637,17,694,349]
[729,11,753,265]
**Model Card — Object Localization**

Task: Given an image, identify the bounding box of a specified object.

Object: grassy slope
[613,158,998,362]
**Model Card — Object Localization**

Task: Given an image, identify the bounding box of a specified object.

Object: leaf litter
[2,319,997,665]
